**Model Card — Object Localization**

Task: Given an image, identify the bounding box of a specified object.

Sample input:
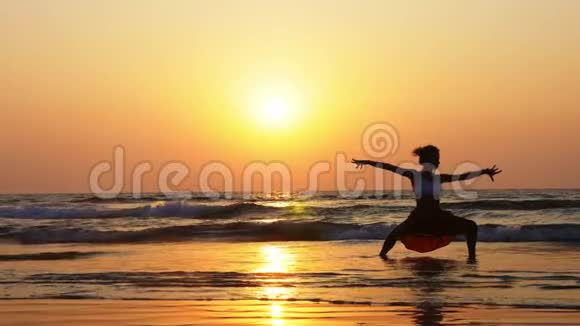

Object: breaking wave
[3,222,579,244]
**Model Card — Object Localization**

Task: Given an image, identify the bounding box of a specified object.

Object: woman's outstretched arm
[352,159,416,179]
[441,165,502,183]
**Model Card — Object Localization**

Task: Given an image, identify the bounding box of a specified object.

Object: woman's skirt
[397,209,474,253]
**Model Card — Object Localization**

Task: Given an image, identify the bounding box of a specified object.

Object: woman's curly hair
[413,145,440,165]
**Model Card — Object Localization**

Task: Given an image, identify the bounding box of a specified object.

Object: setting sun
[259,94,290,125]
[251,85,301,128]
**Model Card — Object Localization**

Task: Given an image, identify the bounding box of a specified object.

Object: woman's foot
[379,253,391,261]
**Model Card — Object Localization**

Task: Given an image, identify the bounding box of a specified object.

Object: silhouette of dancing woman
[353,145,501,260]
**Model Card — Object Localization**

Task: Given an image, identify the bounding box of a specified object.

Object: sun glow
[259,94,291,125]
[250,85,301,128]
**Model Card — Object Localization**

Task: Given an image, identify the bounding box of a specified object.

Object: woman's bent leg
[441,213,478,259]
[379,220,413,257]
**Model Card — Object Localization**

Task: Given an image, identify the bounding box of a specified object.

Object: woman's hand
[352,159,369,169]
[482,165,502,182]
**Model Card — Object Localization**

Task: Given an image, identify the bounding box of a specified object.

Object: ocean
[1,190,579,244]
[1,190,579,319]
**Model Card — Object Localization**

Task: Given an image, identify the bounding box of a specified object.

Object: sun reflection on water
[270,303,285,326]
[260,201,306,214]
[254,245,296,326]
[255,245,295,274]
[255,245,296,298]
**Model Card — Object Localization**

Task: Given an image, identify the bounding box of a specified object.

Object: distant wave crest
[0,202,278,219]
[1,198,579,220]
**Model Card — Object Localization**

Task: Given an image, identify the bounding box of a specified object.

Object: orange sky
[1,0,580,193]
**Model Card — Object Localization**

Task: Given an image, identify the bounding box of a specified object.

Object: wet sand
[1,299,579,325]
[2,241,579,325]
